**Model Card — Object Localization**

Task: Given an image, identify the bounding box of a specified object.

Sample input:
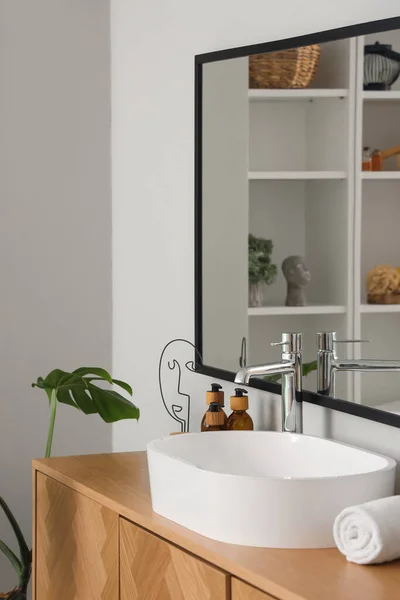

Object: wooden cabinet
[120,518,228,599]
[232,578,276,600]
[34,472,118,600]
[33,453,400,600]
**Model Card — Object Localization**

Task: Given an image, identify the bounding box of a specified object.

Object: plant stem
[45,390,57,458]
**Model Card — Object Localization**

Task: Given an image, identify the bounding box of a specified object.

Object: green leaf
[0,540,22,576]
[56,388,79,409]
[20,558,32,591]
[8,592,27,600]
[87,378,133,396]
[88,385,139,423]
[0,498,30,569]
[264,373,282,383]
[32,376,53,403]
[32,369,69,390]
[264,359,318,383]
[111,379,133,396]
[33,366,137,441]
[248,234,277,286]
[42,369,71,389]
[303,360,318,377]
[32,377,45,389]
[70,388,97,414]
[73,367,112,384]
[51,375,89,410]
[57,373,87,389]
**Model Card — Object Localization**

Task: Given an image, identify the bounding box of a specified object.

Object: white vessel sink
[147,431,396,548]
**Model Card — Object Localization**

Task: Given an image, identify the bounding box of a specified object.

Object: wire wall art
[158,338,202,433]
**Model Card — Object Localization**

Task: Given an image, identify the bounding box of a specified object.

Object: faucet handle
[271,333,302,353]
[335,339,370,344]
[317,332,370,352]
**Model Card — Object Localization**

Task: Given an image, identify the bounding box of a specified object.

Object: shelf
[362,172,400,180]
[249,89,348,102]
[248,305,347,316]
[363,91,400,102]
[249,171,347,181]
[361,304,400,313]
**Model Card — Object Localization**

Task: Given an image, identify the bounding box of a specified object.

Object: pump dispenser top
[201,383,227,431]
[206,383,224,406]
[230,388,249,410]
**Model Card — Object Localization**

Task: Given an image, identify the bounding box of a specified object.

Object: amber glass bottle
[203,402,226,432]
[201,383,227,431]
[226,388,254,431]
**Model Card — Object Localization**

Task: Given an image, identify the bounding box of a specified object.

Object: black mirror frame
[194,16,400,429]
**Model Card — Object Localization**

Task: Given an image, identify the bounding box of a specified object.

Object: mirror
[197,18,400,419]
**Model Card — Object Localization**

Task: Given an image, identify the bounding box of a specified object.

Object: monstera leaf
[1,366,137,599]
[32,367,139,457]
[32,367,137,421]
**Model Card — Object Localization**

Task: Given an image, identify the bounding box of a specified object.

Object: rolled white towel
[333,496,400,565]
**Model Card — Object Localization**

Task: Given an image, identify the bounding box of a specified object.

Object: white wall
[0,1,112,592]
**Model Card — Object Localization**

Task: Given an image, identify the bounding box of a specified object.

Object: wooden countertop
[33,452,400,600]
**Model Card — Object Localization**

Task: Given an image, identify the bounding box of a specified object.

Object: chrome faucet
[235,332,303,433]
[317,331,400,396]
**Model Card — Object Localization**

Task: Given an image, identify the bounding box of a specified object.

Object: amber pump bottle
[203,402,226,432]
[201,383,227,431]
[226,388,254,431]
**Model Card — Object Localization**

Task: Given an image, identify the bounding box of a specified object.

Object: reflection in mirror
[201,26,400,416]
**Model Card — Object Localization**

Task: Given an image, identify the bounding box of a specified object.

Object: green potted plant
[248,234,277,307]
[0,367,138,600]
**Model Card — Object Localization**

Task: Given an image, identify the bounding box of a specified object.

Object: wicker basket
[249,45,321,89]
[367,293,400,305]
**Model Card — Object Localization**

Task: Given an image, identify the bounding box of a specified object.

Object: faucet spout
[234,361,294,384]
[335,358,400,372]
[234,333,303,434]
[317,331,400,396]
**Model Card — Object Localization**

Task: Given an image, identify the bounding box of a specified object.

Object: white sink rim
[147,431,396,548]
[147,431,396,482]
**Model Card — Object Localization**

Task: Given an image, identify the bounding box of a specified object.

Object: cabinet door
[232,577,278,600]
[35,472,118,600]
[120,518,228,600]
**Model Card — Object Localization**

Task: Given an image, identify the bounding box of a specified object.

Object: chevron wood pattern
[33,453,400,600]
[35,472,118,600]
[120,518,228,600]
[232,578,276,600]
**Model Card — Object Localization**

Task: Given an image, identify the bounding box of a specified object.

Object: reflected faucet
[317,331,400,397]
[235,333,303,433]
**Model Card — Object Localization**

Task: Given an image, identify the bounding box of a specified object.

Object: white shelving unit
[352,29,400,407]
[203,35,400,404]
[248,305,346,316]
[249,171,347,180]
[362,171,400,179]
[249,89,348,101]
[363,91,400,101]
[247,33,400,407]
[361,304,400,313]
[246,38,355,402]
